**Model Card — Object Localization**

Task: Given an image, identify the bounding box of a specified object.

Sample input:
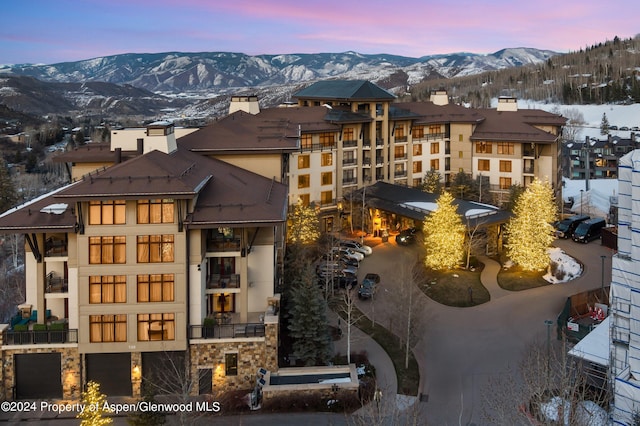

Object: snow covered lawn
[543,247,582,284]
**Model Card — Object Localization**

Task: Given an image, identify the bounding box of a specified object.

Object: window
[299,194,310,206]
[321,191,333,205]
[319,133,335,148]
[225,353,238,376]
[301,134,312,149]
[459,151,463,158]
[343,169,355,183]
[343,128,355,142]
[297,155,310,169]
[395,126,405,139]
[137,274,175,302]
[476,142,492,154]
[321,153,332,166]
[394,146,406,158]
[478,159,490,171]
[499,160,512,172]
[298,174,310,188]
[413,161,422,173]
[459,134,463,142]
[90,314,127,342]
[137,199,174,224]
[499,177,512,189]
[89,276,126,304]
[413,144,422,156]
[89,236,126,264]
[497,142,514,155]
[138,313,175,341]
[321,172,332,186]
[430,159,440,170]
[412,126,424,138]
[137,235,175,263]
[89,200,126,225]
[430,143,440,154]
[428,125,440,134]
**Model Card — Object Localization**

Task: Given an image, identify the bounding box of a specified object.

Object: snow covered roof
[568,316,610,366]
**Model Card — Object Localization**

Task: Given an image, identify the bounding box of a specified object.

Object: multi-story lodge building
[0,80,565,401]
[0,121,286,400]
[564,133,640,180]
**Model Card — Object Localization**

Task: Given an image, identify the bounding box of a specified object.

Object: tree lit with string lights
[286,198,320,244]
[423,191,465,270]
[505,178,558,271]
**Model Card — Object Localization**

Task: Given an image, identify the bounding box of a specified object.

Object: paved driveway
[354,235,614,425]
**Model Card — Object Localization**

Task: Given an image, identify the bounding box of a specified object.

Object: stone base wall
[1,346,81,400]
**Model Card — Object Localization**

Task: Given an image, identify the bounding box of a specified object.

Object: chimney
[137,138,144,154]
[496,97,518,112]
[229,95,260,115]
[429,90,449,106]
[115,148,122,164]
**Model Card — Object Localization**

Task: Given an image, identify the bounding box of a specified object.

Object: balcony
[3,328,78,345]
[375,139,384,147]
[189,323,266,339]
[342,177,357,186]
[395,136,408,143]
[207,274,240,289]
[45,238,67,257]
[206,238,241,252]
[342,139,357,148]
[342,158,357,167]
[362,140,371,149]
[394,170,408,178]
[46,272,68,294]
[523,165,535,174]
[300,143,337,152]
[394,153,408,161]
[362,158,371,167]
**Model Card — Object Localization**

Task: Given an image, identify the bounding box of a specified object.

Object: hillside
[406,35,640,107]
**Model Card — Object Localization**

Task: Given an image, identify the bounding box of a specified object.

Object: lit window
[138,313,175,341]
[499,177,512,189]
[430,143,440,154]
[137,199,174,224]
[89,200,126,225]
[321,153,332,166]
[478,159,490,171]
[413,144,422,156]
[499,160,512,172]
[430,159,439,170]
[413,161,422,173]
[497,142,514,155]
[90,314,127,342]
[321,191,333,205]
[225,353,238,376]
[298,155,310,169]
[321,172,332,185]
[476,142,492,154]
[137,274,175,302]
[89,275,126,303]
[301,134,312,149]
[298,174,310,188]
[89,236,126,264]
[137,235,175,263]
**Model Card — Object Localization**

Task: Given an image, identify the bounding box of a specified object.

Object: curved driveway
[355,236,614,425]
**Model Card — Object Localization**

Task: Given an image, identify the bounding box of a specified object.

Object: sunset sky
[2,0,639,65]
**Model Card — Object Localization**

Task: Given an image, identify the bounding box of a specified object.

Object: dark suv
[358,273,380,299]
[396,227,418,245]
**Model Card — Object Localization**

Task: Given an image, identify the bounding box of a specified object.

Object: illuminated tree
[423,191,465,270]
[505,179,558,271]
[421,169,442,194]
[77,381,112,426]
[286,198,320,244]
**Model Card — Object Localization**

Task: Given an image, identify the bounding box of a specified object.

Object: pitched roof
[364,181,511,227]
[391,102,486,124]
[0,147,288,232]
[293,80,396,101]
[470,109,564,143]
[178,107,340,153]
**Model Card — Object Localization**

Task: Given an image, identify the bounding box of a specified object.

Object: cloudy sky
[2,0,639,65]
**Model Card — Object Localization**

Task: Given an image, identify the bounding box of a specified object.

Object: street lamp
[601,255,607,297]
[544,319,554,383]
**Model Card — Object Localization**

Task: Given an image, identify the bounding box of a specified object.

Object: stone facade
[1,345,81,400]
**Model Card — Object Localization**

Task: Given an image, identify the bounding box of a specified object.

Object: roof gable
[294,80,396,101]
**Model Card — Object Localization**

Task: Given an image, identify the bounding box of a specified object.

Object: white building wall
[247,244,275,313]
[612,149,640,424]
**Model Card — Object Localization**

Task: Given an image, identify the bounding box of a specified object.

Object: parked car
[396,227,418,245]
[620,126,630,131]
[358,273,380,299]
[555,214,590,239]
[609,125,618,130]
[321,253,359,268]
[316,272,357,289]
[331,247,364,262]
[339,240,373,256]
[316,261,358,277]
[572,218,606,243]
[632,126,640,131]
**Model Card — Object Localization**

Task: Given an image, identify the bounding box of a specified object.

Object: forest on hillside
[405,35,640,108]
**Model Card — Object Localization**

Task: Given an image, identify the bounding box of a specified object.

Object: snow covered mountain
[1,48,556,95]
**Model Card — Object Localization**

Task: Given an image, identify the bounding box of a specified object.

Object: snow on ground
[544,247,582,284]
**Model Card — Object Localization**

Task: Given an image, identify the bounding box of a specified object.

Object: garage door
[86,353,131,396]
[142,351,186,394]
[15,353,62,399]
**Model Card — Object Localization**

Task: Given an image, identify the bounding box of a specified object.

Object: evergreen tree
[287,262,331,366]
[127,383,166,426]
[0,158,18,213]
[600,113,610,135]
[421,169,442,194]
[423,191,465,270]
[452,171,476,201]
[77,381,112,426]
[503,184,525,212]
[505,179,558,271]
[286,199,320,244]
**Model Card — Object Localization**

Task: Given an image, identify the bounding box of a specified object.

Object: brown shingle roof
[470,109,565,143]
